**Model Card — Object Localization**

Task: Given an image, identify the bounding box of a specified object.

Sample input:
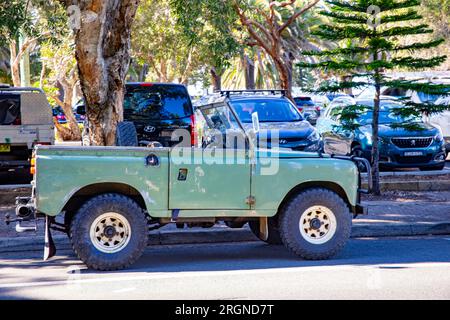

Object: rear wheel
[279,188,352,260]
[70,193,148,271]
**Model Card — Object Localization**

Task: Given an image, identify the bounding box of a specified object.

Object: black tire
[248,217,282,245]
[419,163,445,171]
[116,121,138,146]
[279,188,352,260]
[70,193,148,271]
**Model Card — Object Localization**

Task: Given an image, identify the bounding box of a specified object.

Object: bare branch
[278,0,320,33]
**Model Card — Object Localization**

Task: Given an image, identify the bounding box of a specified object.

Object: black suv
[80,83,195,147]
[196,90,322,152]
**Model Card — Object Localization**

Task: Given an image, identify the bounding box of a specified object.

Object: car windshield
[230,98,303,123]
[294,97,314,106]
[123,84,192,120]
[356,102,421,125]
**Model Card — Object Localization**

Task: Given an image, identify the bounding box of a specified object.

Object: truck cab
[8,90,369,271]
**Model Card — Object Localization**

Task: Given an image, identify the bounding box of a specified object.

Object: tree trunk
[9,41,20,87]
[244,54,255,90]
[139,63,149,82]
[371,73,381,196]
[274,56,292,100]
[210,67,222,92]
[63,0,140,146]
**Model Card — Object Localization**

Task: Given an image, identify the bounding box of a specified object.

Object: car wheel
[279,188,352,260]
[70,193,148,271]
[419,164,445,171]
[248,217,283,245]
[351,146,367,172]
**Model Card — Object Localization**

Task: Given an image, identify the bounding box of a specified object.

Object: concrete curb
[361,180,450,191]
[1,222,450,253]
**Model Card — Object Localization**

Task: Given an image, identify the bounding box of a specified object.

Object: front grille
[391,137,433,148]
[395,155,432,164]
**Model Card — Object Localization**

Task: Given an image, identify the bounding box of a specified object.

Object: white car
[427,96,450,155]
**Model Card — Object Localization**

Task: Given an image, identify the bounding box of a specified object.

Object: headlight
[434,132,444,142]
[306,130,320,142]
[304,130,321,151]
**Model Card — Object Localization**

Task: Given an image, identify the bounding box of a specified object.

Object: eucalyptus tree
[233,0,321,98]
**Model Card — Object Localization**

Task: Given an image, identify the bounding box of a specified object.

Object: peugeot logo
[411,140,416,146]
[280,139,288,144]
[144,125,156,133]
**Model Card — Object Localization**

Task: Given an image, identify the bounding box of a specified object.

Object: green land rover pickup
[7,96,370,271]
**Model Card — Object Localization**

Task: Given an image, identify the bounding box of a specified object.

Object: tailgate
[0,125,54,147]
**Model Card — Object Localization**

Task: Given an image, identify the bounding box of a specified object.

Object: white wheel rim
[299,205,337,244]
[89,212,132,254]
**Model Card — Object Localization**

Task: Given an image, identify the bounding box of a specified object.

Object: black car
[196,90,322,152]
[80,83,195,147]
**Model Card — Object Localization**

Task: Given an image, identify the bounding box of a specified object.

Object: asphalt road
[0,236,449,300]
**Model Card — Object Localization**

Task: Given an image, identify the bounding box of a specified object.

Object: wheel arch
[276,181,352,215]
[62,182,147,227]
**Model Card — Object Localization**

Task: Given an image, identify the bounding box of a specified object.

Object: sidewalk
[1,191,449,253]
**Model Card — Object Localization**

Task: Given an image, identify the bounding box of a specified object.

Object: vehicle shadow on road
[81,236,450,274]
[1,237,449,275]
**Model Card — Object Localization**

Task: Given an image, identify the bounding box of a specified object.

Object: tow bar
[5,196,57,260]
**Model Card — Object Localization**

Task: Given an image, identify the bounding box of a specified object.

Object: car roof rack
[0,86,45,93]
[218,89,287,97]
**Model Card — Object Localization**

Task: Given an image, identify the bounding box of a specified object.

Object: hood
[361,122,440,138]
[242,120,315,139]
[256,148,325,158]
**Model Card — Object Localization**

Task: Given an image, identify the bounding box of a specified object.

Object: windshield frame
[229,97,304,123]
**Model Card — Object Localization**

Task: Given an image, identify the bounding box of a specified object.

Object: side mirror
[76,105,86,115]
[251,112,260,133]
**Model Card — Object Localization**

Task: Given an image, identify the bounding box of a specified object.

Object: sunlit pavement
[0,236,449,300]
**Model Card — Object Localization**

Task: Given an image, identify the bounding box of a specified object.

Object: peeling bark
[62,0,140,146]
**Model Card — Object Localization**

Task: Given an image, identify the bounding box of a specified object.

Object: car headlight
[304,130,321,151]
[306,130,320,143]
[435,130,444,143]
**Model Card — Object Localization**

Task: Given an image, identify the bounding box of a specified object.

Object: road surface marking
[0,262,449,290]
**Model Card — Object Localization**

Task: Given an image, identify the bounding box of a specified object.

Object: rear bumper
[0,160,30,170]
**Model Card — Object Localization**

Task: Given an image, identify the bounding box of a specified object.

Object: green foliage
[298,0,450,131]
[131,0,198,83]
[0,1,31,43]
[171,0,241,77]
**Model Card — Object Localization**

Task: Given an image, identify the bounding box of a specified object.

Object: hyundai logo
[144,126,156,133]
[280,139,288,144]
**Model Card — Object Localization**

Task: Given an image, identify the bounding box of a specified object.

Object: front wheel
[70,193,148,271]
[279,188,352,260]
